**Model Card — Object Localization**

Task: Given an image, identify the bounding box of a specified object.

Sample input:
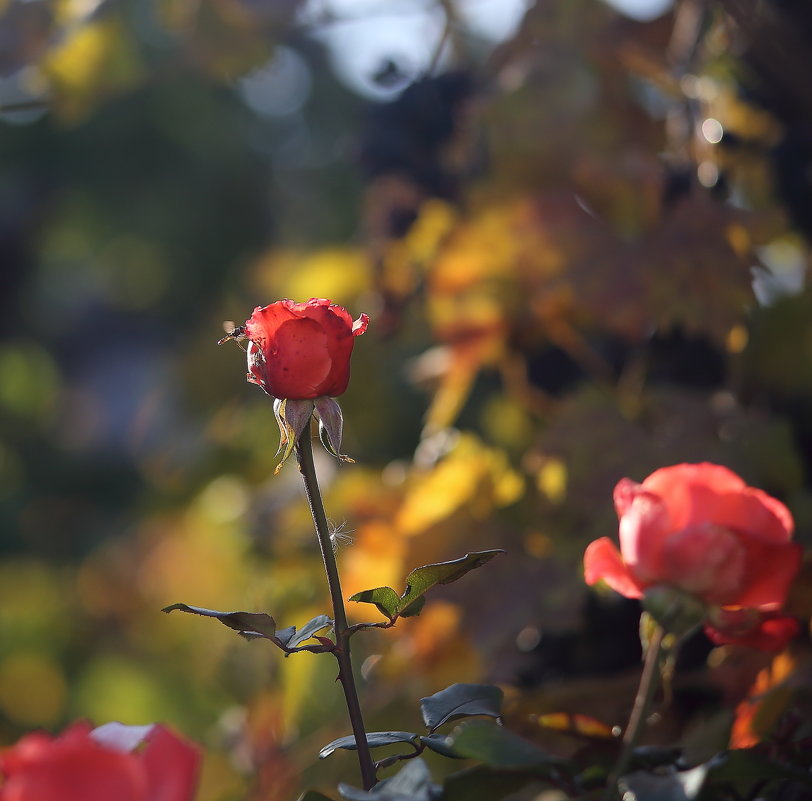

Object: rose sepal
[642,585,707,640]
[273,398,315,473]
[314,396,355,464]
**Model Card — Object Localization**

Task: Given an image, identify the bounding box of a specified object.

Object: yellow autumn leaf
[396,434,523,536]
[253,246,371,305]
[41,18,142,122]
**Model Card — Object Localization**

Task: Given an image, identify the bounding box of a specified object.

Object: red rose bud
[0,721,200,801]
[584,463,802,648]
[244,298,369,400]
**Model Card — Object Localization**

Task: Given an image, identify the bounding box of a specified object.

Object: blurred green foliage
[1,0,812,799]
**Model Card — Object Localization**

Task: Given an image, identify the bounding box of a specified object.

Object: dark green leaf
[630,746,683,770]
[442,765,544,801]
[679,711,732,768]
[273,625,298,648]
[297,792,337,801]
[447,721,563,771]
[619,765,709,801]
[419,733,465,759]
[398,551,505,613]
[349,587,401,619]
[420,684,503,732]
[320,732,419,759]
[162,605,332,653]
[350,552,504,621]
[338,758,441,801]
[705,749,812,793]
[162,604,277,639]
[399,596,426,618]
[287,614,332,649]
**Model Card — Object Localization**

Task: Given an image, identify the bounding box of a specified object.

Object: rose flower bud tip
[243,298,368,401]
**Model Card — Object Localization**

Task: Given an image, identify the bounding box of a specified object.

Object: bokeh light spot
[0,652,67,726]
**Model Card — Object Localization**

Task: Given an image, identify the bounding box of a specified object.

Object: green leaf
[399,597,426,618]
[338,758,441,801]
[398,551,505,612]
[162,605,332,653]
[705,749,812,793]
[447,721,563,771]
[442,765,544,801]
[162,604,277,638]
[286,614,332,649]
[273,626,298,647]
[350,551,504,620]
[320,732,419,759]
[419,733,465,759]
[420,684,503,733]
[349,587,401,619]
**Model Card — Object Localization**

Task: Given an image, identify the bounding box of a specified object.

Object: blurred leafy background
[1,0,812,798]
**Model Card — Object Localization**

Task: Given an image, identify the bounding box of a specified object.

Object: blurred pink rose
[584,463,802,648]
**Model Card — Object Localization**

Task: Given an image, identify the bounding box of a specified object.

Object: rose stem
[295,427,377,791]
[605,625,665,800]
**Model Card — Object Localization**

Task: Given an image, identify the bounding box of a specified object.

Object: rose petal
[616,485,672,585]
[141,725,200,801]
[244,302,297,344]
[352,313,369,336]
[0,723,147,801]
[584,537,644,599]
[718,488,794,542]
[660,523,746,605]
[643,463,746,498]
[265,318,332,399]
[705,613,800,652]
[613,478,641,517]
[642,464,742,529]
[732,541,802,610]
[243,299,364,399]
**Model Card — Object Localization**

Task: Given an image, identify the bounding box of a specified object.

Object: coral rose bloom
[0,721,199,801]
[245,298,369,400]
[584,463,801,611]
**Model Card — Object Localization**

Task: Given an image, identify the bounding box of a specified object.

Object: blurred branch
[666,0,713,167]
[0,99,49,114]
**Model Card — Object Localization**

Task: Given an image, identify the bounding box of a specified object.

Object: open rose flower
[0,721,200,801]
[244,298,369,400]
[584,463,802,647]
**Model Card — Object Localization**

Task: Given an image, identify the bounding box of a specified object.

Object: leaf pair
[319,683,504,762]
[323,684,568,801]
[349,550,504,622]
[162,604,333,653]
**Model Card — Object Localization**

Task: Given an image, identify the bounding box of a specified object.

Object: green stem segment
[295,428,377,791]
[606,625,665,800]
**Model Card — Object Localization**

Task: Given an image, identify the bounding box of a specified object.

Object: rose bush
[0,721,199,801]
[584,463,802,647]
[244,298,369,400]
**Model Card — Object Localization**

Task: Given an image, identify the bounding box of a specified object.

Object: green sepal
[273,398,314,474]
